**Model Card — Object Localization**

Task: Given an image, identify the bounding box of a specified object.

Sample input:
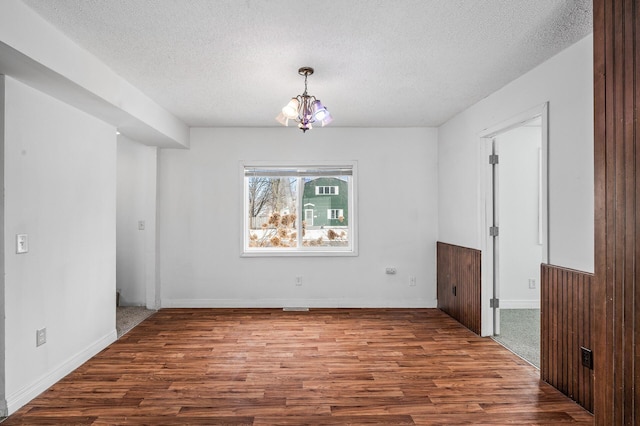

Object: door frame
[478,102,549,337]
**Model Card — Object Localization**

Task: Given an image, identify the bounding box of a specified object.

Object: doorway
[480,104,549,368]
[304,209,314,227]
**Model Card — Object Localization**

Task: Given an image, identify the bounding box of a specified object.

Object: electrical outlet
[528,279,536,289]
[580,346,593,369]
[409,276,416,286]
[295,276,302,286]
[385,267,397,274]
[36,328,46,347]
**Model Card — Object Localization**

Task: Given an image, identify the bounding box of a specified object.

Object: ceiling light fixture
[276,67,333,133]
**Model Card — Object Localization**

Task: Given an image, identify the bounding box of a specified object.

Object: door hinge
[489,154,499,165]
[489,226,499,237]
[490,298,500,308]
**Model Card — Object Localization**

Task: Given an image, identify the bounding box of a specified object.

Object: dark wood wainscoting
[436,242,481,335]
[541,264,594,413]
[594,0,640,423]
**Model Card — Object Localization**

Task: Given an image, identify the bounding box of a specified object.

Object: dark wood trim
[593,0,639,423]
[436,242,481,335]
[541,264,594,412]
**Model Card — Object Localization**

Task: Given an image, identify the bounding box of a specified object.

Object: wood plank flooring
[3,309,593,425]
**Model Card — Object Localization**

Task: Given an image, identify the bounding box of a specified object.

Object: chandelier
[276,67,333,132]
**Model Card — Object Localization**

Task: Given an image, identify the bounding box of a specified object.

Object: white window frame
[241,161,358,257]
[315,186,339,195]
[328,209,344,220]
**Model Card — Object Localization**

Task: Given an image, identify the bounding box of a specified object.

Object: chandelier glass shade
[276,67,333,132]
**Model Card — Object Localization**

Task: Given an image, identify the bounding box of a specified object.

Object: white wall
[116,136,158,308]
[497,125,542,308]
[438,34,594,273]
[3,77,117,414]
[0,0,190,149]
[0,75,6,415]
[438,35,593,335]
[158,127,438,308]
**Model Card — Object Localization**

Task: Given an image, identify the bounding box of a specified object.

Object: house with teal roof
[302,177,349,228]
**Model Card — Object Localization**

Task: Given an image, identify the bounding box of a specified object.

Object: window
[316,186,339,195]
[243,163,357,256]
[328,209,344,220]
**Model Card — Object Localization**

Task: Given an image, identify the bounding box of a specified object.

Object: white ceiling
[21,0,592,128]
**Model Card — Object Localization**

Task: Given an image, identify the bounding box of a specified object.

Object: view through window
[243,164,356,255]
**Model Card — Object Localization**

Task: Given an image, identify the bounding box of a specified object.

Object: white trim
[240,160,358,257]
[478,102,549,337]
[479,103,548,139]
[315,185,339,195]
[327,208,344,220]
[162,298,437,309]
[6,330,117,415]
[241,249,358,258]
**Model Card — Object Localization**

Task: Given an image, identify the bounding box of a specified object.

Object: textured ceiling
[21,0,592,128]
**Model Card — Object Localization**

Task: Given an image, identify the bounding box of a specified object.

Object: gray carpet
[116,306,156,338]
[492,309,540,368]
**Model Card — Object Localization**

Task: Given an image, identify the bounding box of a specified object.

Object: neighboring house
[302,177,348,227]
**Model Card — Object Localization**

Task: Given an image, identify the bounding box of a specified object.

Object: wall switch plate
[295,276,302,286]
[138,220,145,231]
[36,328,46,347]
[385,267,397,274]
[528,279,536,289]
[409,276,417,286]
[16,234,29,254]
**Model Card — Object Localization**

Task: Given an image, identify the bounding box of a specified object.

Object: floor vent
[282,307,309,312]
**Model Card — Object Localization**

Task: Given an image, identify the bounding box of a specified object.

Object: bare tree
[248,177,272,228]
[268,178,297,214]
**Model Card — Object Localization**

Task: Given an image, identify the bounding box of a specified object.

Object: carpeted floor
[116,306,156,338]
[492,308,540,368]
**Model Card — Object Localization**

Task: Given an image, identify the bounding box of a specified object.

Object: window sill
[241,249,358,258]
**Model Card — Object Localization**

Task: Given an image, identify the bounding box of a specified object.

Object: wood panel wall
[436,242,481,335]
[594,0,640,424]
[540,264,594,413]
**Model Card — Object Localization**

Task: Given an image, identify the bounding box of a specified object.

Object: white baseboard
[500,300,540,309]
[161,298,438,309]
[6,329,117,415]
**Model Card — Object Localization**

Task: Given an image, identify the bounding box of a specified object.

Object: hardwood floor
[3,309,593,425]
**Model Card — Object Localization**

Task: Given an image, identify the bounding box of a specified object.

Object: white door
[492,118,545,337]
[304,209,314,227]
[481,104,549,339]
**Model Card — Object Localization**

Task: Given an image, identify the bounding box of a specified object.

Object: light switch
[16,234,28,254]
[138,220,145,231]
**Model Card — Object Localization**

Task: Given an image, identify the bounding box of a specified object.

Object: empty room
[0,0,637,424]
